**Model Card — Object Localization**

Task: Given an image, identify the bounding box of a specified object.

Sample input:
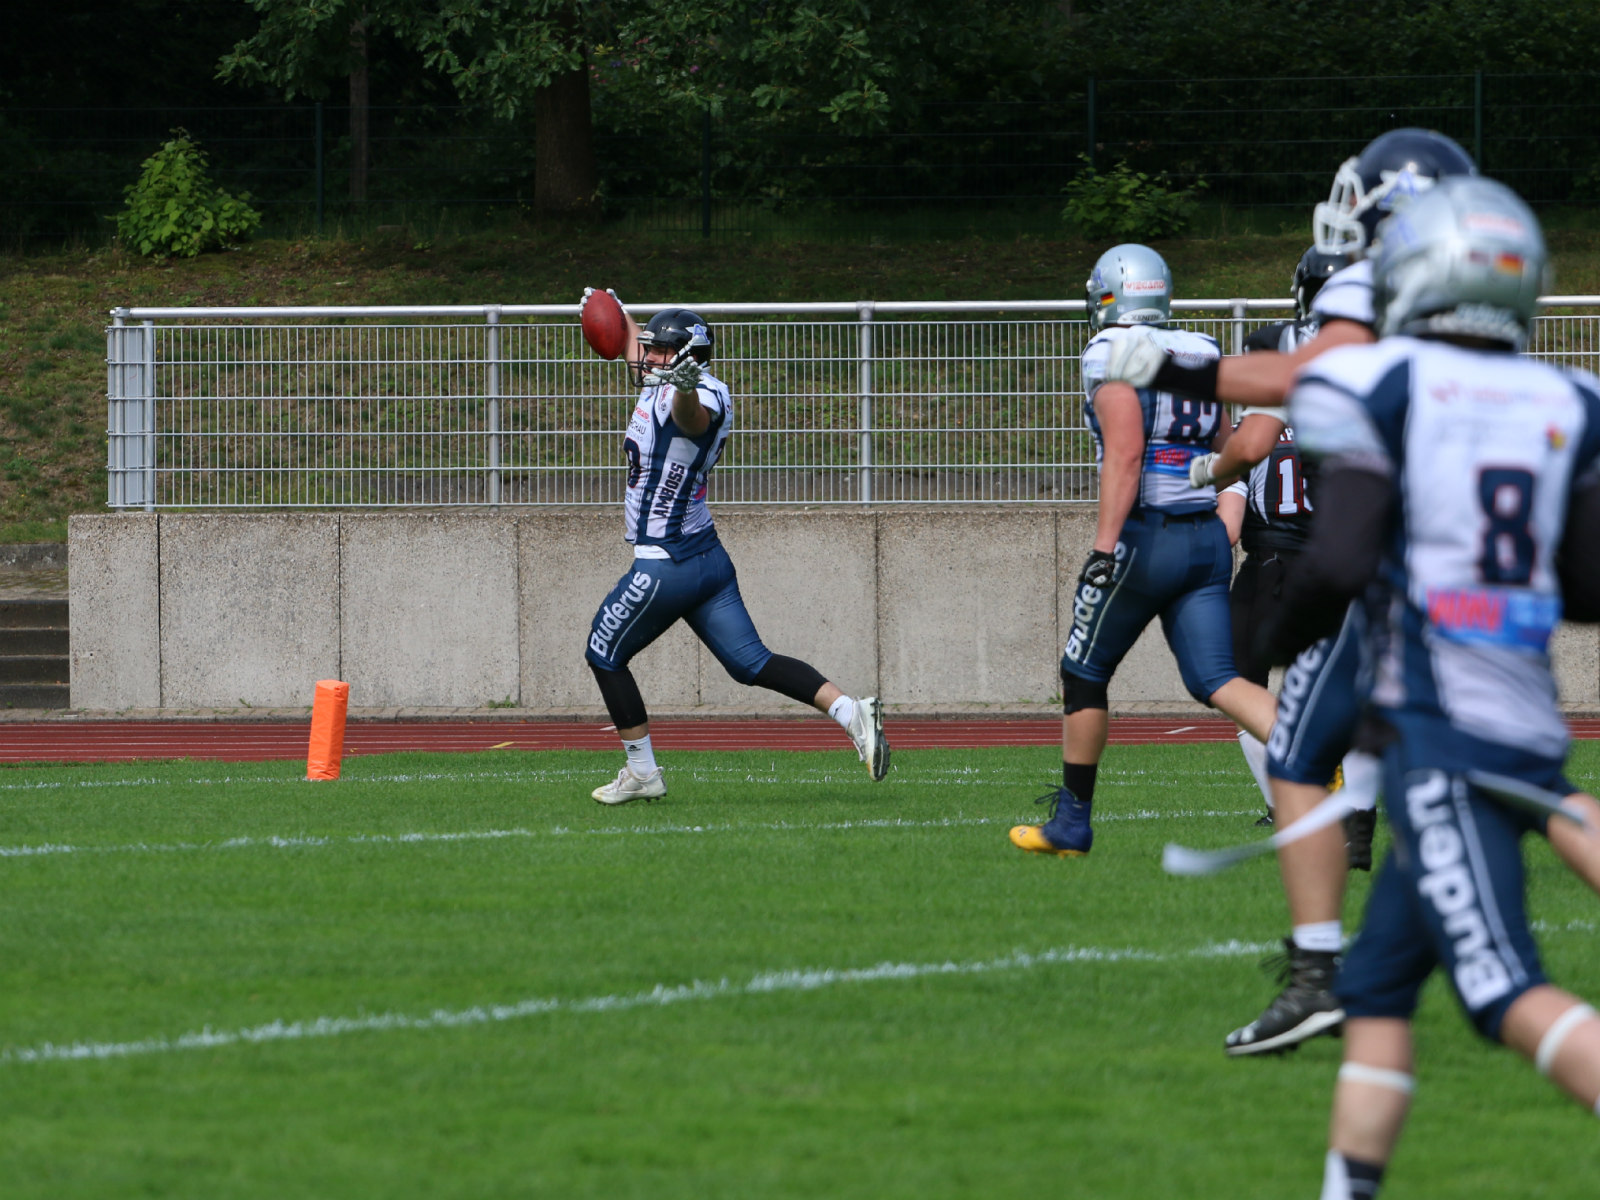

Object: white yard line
[0,808,1261,860]
[0,764,1253,792]
[6,919,1591,1068]
[0,939,1276,1067]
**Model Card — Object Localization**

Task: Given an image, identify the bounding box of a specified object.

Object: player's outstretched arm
[1213,319,1374,407]
[1192,411,1286,488]
[1111,318,1376,409]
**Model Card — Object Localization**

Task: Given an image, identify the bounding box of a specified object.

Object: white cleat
[847,696,891,781]
[591,766,667,806]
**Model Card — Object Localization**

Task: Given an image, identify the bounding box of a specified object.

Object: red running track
[3,718,1599,765]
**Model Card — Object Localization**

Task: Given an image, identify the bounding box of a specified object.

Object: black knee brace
[589,662,648,730]
[1061,668,1109,714]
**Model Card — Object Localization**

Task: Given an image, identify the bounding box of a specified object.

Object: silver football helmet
[1373,175,1548,348]
[1085,243,1172,332]
[1313,128,1477,258]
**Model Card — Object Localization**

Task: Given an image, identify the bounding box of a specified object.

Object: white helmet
[1373,175,1548,349]
[1085,243,1172,332]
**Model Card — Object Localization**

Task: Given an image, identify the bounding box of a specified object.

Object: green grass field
[3,741,1598,1198]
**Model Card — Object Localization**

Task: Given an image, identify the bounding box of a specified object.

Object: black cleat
[1343,809,1376,872]
[1225,939,1344,1057]
[1254,811,1275,828]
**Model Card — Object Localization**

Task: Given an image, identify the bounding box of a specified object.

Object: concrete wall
[67,510,1600,714]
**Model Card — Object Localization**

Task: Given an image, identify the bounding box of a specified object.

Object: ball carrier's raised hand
[577,289,889,804]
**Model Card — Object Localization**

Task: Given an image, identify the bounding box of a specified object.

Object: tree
[218,1,1076,216]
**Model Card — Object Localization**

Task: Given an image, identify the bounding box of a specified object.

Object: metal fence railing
[106,299,1600,511]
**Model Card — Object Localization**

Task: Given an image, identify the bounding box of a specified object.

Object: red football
[581,288,628,360]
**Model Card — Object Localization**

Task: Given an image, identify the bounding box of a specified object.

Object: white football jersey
[1291,336,1600,757]
[622,371,732,559]
[1309,259,1375,329]
[1082,325,1225,514]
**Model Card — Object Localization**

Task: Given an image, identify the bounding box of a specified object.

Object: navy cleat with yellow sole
[1009,787,1093,857]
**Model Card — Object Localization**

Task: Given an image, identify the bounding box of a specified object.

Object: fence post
[701,108,712,239]
[1230,299,1248,356]
[142,320,156,511]
[107,311,154,511]
[106,310,126,509]
[315,101,325,235]
[857,302,875,505]
[485,306,501,506]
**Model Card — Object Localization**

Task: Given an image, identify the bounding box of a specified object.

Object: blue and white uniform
[1292,336,1600,1037]
[1262,262,1377,785]
[622,375,732,559]
[586,371,774,684]
[1064,325,1238,702]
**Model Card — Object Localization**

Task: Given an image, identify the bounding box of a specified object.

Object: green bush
[114,130,261,257]
[1060,155,1206,242]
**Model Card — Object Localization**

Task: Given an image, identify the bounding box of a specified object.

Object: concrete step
[0,599,68,629]
[0,628,69,656]
[0,682,70,709]
[0,655,68,685]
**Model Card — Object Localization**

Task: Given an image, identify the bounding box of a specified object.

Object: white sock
[828,695,856,731]
[1340,750,1382,812]
[623,735,657,777]
[1238,730,1273,810]
[1294,921,1344,953]
[1320,1150,1351,1200]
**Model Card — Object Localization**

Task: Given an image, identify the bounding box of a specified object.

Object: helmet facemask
[630,310,713,387]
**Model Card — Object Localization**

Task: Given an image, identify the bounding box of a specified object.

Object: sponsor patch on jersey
[1425,586,1560,650]
[1147,444,1200,477]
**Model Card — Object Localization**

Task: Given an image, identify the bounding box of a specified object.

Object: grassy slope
[6,222,1600,538]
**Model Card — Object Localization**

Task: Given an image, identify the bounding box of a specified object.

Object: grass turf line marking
[7,919,1593,1067]
[0,939,1277,1067]
[0,808,1262,860]
[0,764,1257,792]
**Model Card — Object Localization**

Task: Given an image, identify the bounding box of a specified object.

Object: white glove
[1103,325,1168,387]
[646,350,702,393]
[579,285,621,315]
[1189,452,1220,488]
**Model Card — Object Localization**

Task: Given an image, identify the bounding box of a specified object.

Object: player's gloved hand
[1079,549,1117,589]
[1103,325,1168,387]
[579,286,621,315]
[647,349,702,393]
[1189,451,1220,488]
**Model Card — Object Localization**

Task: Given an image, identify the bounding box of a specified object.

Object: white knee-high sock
[1339,749,1381,812]
[1238,729,1273,810]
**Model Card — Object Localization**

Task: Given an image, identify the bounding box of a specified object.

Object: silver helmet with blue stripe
[1373,175,1548,349]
